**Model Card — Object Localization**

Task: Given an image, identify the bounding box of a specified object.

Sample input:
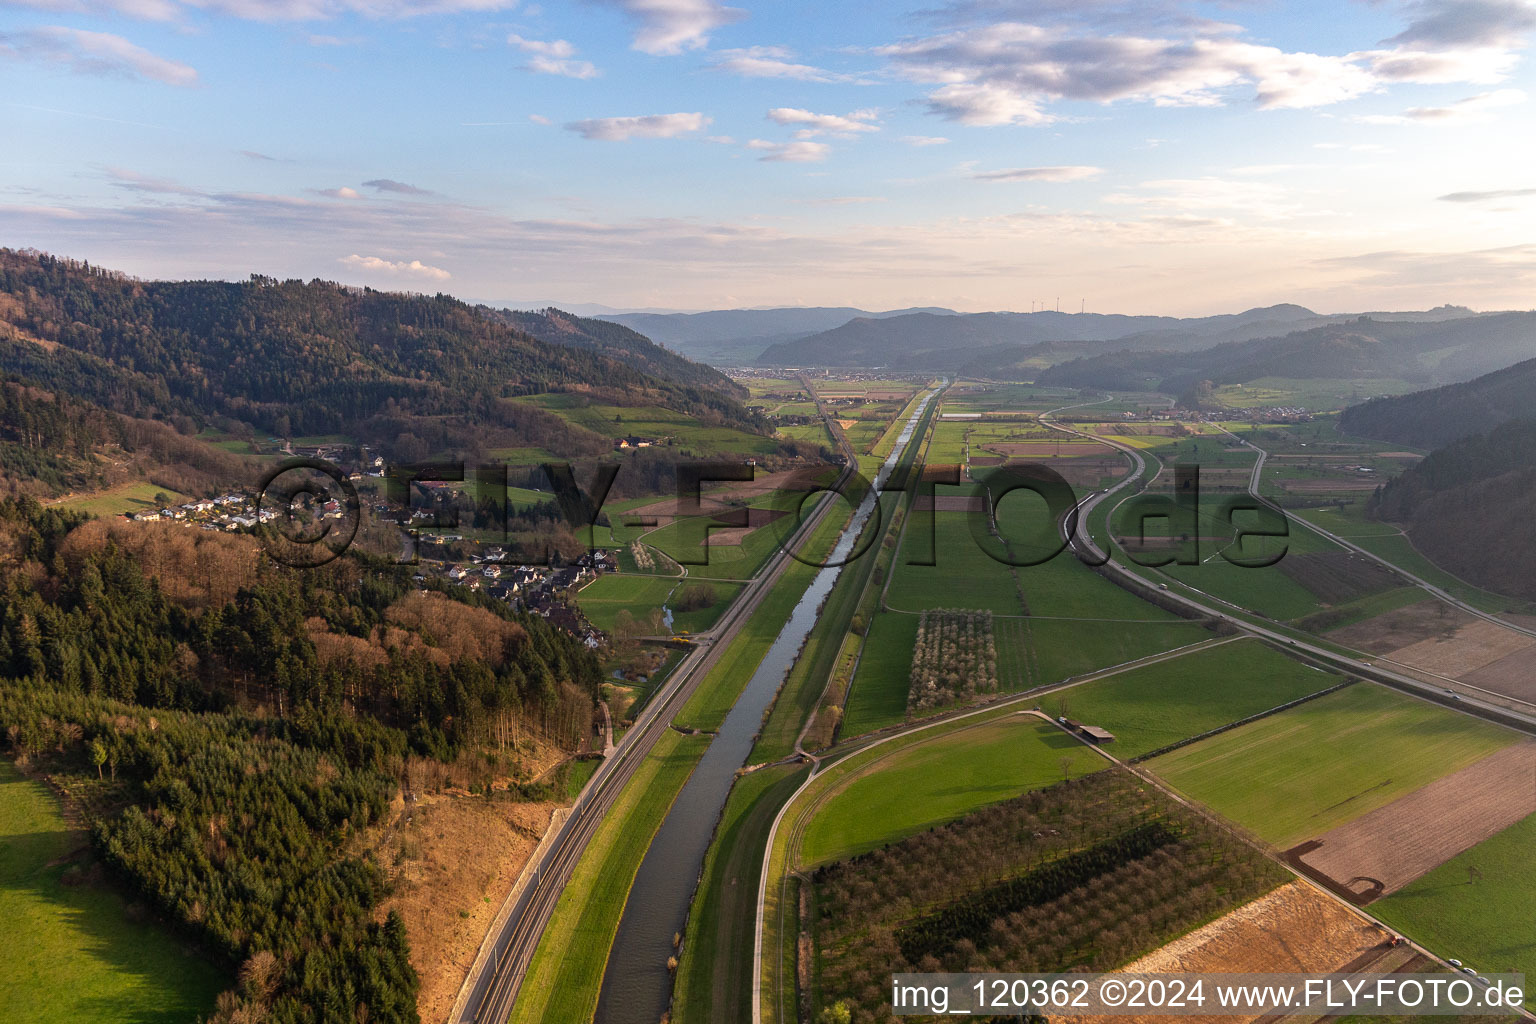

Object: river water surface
[593,388,936,1024]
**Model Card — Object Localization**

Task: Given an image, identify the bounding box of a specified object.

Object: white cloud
[972,165,1102,182]
[1356,87,1526,124]
[339,253,450,279]
[507,32,597,78]
[564,111,710,140]
[528,113,551,124]
[882,25,1383,121]
[766,107,879,137]
[315,186,363,198]
[746,139,831,162]
[0,26,197,85]
[923,81,1053,126]
[598,0,745,55]
[900,134,950,146]
[710,45,854,82]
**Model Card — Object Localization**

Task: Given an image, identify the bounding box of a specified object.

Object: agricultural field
[1211,376,1419,411]
[1292,742,1536,901]
[575,574,743,634]
[52,481,188,517]
[1041,638,1339,758]
[514,393,781,456]
[907,609,998,712]
[1372,811,1536,1003]
[1149,683,1519,847]
[795,714,1103,866]
[807,770,1287,1024]
[885,509,1028,616]
[940,381,1078,414]
[840,612,918,735]
[0,760,224,1024]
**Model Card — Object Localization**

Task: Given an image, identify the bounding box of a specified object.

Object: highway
[454,388,935,1024]
[1225,427,1536,640]
[1041,408,1536,734]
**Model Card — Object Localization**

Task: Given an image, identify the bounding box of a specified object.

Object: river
[593,387,937,1024]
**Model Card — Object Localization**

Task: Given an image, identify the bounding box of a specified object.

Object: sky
[2,0,1535,315]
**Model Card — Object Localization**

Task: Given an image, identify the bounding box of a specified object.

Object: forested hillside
[0,496,602,1022]
[1367,416,1536,599]
[483,306,745,396]
[0,378,252,499]
[1340,355,1536,448]
[0,250,766,460]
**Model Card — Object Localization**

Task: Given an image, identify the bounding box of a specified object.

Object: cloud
[1437,186,1536,201]
[1357,87,1526,123]
[564,111,710,140]
[106,166,202,194]
[710,45,854,82]
[875,19,1502,125]
[241,149,279,161]
[922,82,1053,126]
[1386,0,1536,50]
[339,253,450,279]
[315,186,363,198]
[900,134,950,146]
[0,26,197,85]
[507,33,598,78]
[4,0,522,20]
[2,0,180,19]
[746,139,831,162]
[766,107,879,137]
[363,178,433,195]
[972,165,1102,182]
[528,113,551,124]
[598,0,745,55]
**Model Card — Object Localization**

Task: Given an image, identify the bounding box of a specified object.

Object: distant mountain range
[597,306,958,364]
[1037,311,1536,398]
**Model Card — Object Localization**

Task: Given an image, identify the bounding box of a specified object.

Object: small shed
[1079,725,1116,745]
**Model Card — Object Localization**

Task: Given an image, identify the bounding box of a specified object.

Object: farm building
[1058,717,1116,745]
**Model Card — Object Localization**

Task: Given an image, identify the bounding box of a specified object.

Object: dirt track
[1291,742,1536,902]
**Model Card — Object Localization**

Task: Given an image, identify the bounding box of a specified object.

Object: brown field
[913,494,986,512]
[1329,600,1474,653]
[1384,619,1536,678]
[986,440,1110,458]
[968,455,1005,467]
[1279,478,1384,493]
[1290,743,1536,903]
[1277,551,1404,605]
[1074,882,1389,1024]
[702,506,791,546]
[1463,644,1536,704]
